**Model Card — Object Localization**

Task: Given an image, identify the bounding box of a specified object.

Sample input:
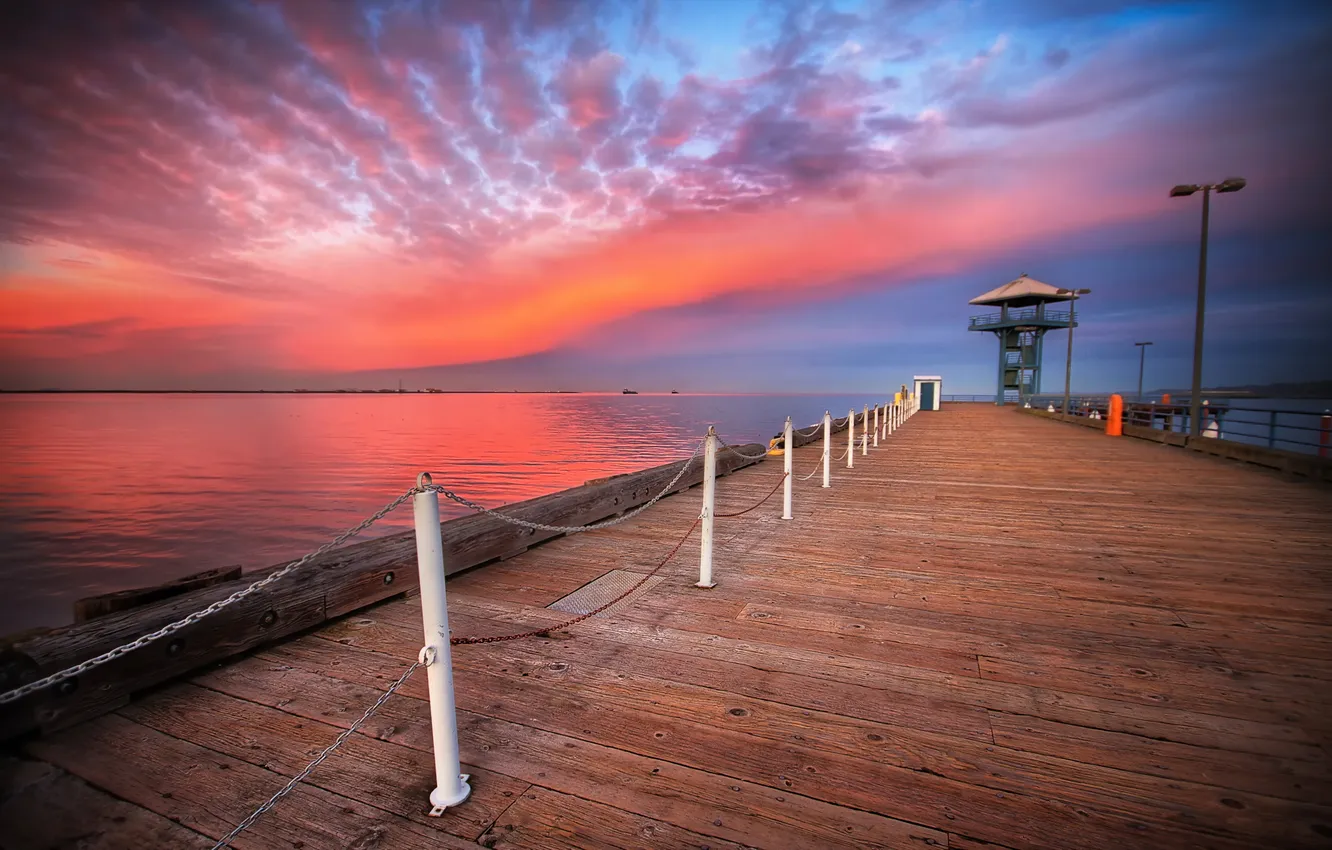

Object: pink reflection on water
[1,392,853,632]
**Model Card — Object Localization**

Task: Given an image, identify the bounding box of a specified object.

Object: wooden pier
[4,404,1332,849]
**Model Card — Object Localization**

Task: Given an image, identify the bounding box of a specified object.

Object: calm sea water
[0,392,885,633]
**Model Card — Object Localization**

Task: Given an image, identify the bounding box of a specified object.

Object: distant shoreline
[0,389,587,395]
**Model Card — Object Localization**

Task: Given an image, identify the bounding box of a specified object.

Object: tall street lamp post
[1135,341,1153,402]
[1170,177,1246,436]
[1057,288,1091,417]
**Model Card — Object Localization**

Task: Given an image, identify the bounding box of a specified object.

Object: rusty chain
[714,471,790,518]
[450,515,702,645]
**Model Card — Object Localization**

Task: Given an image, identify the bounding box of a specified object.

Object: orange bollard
[1161,392,1171,405]
[1106,394,1123,437]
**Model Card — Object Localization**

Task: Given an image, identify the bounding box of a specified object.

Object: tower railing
[969,308,1072,328]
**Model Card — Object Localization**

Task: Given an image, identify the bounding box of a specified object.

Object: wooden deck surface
[5,404,1331,849]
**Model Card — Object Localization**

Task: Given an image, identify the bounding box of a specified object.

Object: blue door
[921,381,936,411]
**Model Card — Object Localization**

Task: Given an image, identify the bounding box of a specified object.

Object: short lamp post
[1135,341,1153,402]
[1056,287,1092,416]
[1170,177,1246,437]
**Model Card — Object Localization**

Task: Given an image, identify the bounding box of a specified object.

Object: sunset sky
[1,0,1329,393]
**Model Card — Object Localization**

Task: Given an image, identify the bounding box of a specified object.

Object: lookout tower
[967,274,1074,405]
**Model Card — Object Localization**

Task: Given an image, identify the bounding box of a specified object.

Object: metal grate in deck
[546,569,666,616]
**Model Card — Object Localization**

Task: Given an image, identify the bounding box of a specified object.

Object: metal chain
[0,490,419,706]
[716,436,771,461]
[429,438,704,534]
[714,471,789,518]
[451,515,702,645]
[211,660,421,849]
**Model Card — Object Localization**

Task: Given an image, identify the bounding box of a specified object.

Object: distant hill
[1156,380,1332,399]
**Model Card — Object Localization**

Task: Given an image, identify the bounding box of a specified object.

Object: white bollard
[697,426,717,588]
[412,475,472,815]
[861,431,868,456]
[873,405,880,447]
[880,402,887,440]
[847,408,855,468]
[822,411,831,488]
[888,401,895,435]
[782,417,793,520]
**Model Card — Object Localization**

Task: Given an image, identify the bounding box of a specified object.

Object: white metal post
[412,476,472,815]
[882,402,889,439]
[697,427,717,588]
[782,417,793,520]
[873,405,879,447]
[861,431,868,456]
[847,408,855,468]
[821,411,831,488]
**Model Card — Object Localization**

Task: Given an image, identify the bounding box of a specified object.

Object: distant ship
[671,390,679,394]
[622,388,638,394]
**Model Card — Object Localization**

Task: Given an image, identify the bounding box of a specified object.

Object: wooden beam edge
[0,444,769,740]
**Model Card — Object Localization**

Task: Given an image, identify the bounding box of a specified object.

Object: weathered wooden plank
[977,654,1329,731]
[477,786,755,850]
[197,648,949,850]
[313,615,1332,846]
[328,604,994,741]
[0,756,214,849]
[0,445,767,740]
[248,638,1272,850]
[26,713,483,849]
[987,712,1332,804]
[332,597,1329,760]
[118,681,529,842]
[734,593,1230,666]
[946,834,1024,850]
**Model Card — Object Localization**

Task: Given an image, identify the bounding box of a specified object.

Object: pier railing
[1124,403,1330,456]
[1027,395,1330,458]
[0,389,922,847]
[1022,396,1332,481]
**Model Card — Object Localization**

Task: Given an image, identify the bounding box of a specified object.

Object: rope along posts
[213,659,422,849]
[798,449,829,480]
[0,489,419,707]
